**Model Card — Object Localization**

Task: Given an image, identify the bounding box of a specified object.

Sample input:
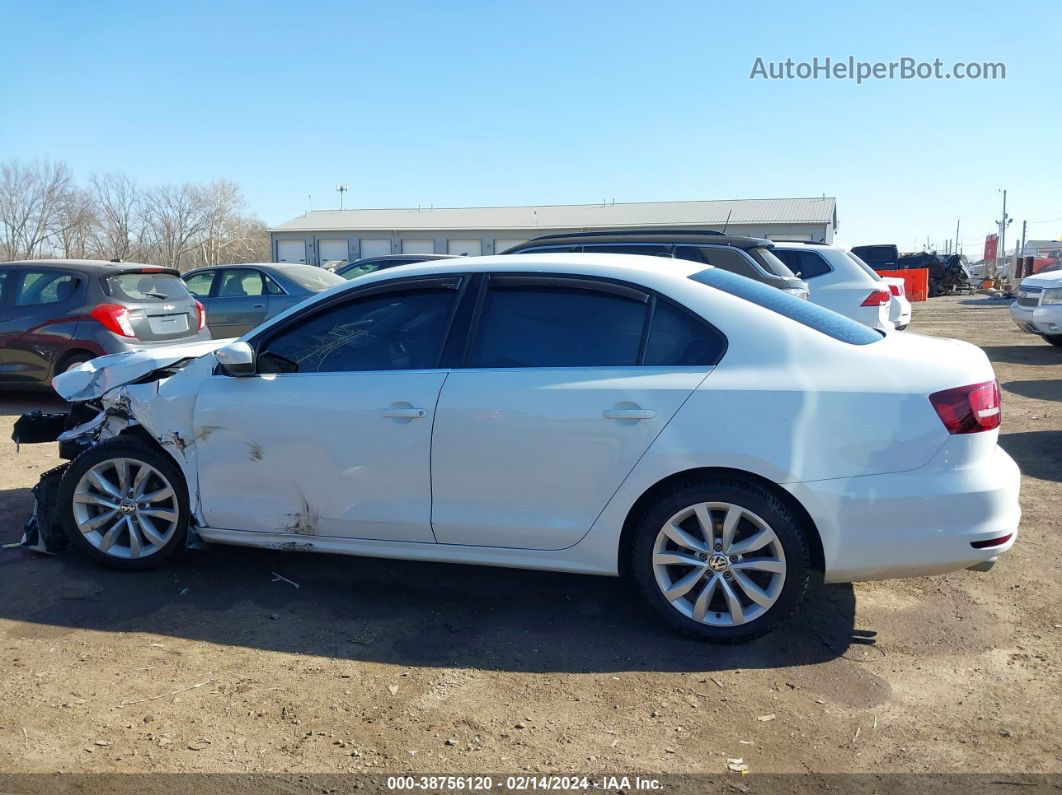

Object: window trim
[245,274,469,375]
[460,272,726,370]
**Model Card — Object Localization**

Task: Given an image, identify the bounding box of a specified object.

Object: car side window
[470,282,647,368]
[217,269,265,297]
[257,287,459,374]
[262,273,285,295]
[582,243,674,257]
[772,249,831,280]
[645,300,725,366]
[683,247,760,280]
[15,270,79,306]
[184,271,215,297]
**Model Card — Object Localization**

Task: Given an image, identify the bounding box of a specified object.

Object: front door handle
[603,408,656,420]
[382,407,427,419]
[251,303,265,309]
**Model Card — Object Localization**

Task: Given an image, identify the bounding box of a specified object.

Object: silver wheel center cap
[119,499,137,515]
[707,553,729,572]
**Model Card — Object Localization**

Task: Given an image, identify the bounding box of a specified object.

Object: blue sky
[1,0,1058,255]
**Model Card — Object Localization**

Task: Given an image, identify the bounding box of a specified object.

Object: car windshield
[105,272,190,302]
[282,266,346,292]
[690,267,882,345]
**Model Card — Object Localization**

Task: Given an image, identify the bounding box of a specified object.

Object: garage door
[402,240,435,255]
[360,239,392,258]
[447,239,482,256]
[318,239,350,264]
[493,239,526,254]
[277,240,306,263]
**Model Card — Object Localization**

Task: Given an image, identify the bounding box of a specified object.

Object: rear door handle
[382,407,427,419]
[603,408,656,420]
[251,303,265,309]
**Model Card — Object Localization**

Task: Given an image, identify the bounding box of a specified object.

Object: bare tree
[89,172,145,262]
[0,159,75,259]
[56,187,98,259]
[141,182,211,270]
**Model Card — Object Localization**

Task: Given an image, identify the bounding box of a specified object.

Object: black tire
[58,437,189,570]
[928,278,940,298]
[630,476,811,643]
[895,323,908,331]
[1043,335,1062,347]
[56,351,94,376]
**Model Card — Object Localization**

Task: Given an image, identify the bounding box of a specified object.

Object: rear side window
[680,246,760,280]
[15,270,80,306]
[470,285,646,368]
[106,272,190,302]
[217,269,266,297]
[846,252,884,281]
[645,301,725,366]
[772,249,832,280]
[691,267,881,345]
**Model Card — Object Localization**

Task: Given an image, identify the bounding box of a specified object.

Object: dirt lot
[0,296,1059,782]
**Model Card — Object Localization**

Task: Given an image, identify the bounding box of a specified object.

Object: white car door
[193,275,465,542]
[430,275,724,550]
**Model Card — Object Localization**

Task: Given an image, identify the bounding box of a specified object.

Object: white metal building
[269,197,838,265]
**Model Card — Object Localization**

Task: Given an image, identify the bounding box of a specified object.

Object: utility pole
[998,189,1010,279]
[336,184,350,211]
[955,219,960,257]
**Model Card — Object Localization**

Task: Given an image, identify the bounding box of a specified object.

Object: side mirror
[216,341,256,377]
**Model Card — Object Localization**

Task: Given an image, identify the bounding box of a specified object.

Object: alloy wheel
[71,457,180,559]
[651,501,786,627]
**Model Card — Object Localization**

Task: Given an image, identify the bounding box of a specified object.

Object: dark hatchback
[501,230,809,297]
[0,259,209,388]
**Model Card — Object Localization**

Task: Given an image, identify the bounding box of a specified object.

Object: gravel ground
[0,295,1059,783]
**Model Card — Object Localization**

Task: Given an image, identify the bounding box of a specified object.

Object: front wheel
[58,437,189,570]
[631,477,811,642]
[1042,334,1062,347]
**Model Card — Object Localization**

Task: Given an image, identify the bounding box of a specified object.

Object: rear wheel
[1043,335,1062,347]
[58,438,189,570]
[56,351,94,375]
[631,477,811,642]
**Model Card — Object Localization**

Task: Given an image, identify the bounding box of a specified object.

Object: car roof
[769,241,838,250]
[510,229,773,250]
[335,252,705,287]
[0,258,173,273]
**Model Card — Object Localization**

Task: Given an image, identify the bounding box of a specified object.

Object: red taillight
[929,380,1001,434]
[194,299,206,331]
[861,289,891,306]
[888,282,904,297]
[90,303,135,338]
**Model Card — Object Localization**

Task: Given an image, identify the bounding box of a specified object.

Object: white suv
[771,242,895,332]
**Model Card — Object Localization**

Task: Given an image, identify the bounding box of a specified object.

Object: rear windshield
[283,266,346,291]
[105,272,190,302]
[690,267,882,345]
[750,247,800,279]
[846,251,884,281]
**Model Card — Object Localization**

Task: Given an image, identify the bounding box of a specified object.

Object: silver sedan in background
[182,263,345,338]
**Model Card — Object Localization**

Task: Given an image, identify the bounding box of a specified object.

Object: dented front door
[192,371,447,541]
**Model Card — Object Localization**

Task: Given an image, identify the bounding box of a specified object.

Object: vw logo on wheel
[707,553,729,572]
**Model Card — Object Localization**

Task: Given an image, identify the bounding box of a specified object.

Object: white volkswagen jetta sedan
[25,254,1020,643]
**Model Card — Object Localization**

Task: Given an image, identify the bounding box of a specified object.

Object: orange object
[877,268,929,302]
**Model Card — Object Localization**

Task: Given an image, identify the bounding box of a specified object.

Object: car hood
[1019,270,1062,289]
[53,338,233,402]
